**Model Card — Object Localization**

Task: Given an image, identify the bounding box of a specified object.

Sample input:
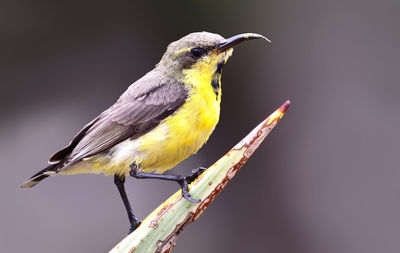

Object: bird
[21,31,270,233]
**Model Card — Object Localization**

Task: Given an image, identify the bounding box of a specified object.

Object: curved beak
[217,33,271,53]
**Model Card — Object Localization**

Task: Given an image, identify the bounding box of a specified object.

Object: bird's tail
[21,163,60,188]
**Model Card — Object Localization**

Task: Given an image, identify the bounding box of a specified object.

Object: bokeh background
[1,0,400,252]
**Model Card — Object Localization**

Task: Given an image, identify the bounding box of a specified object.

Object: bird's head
[157,32,270,82]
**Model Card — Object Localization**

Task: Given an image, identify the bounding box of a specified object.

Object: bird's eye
[190,48,204,58]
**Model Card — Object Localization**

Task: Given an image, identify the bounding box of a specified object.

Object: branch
[110,100,291,253]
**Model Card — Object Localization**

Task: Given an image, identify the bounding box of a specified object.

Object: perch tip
[280,100,291,113]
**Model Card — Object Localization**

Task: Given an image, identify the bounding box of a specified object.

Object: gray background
[1,0,400,252]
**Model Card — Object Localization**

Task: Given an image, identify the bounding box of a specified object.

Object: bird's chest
[178,71,222,143]
[131,77,221,173]
[176,83,221,140]
[162,82,220,154]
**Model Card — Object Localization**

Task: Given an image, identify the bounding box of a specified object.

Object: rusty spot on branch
[149,197,181,229]
[155,213,195,253]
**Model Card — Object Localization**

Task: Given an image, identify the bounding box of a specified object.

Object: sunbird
[22,32,269,232]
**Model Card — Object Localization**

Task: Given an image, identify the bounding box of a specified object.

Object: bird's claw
[179,167,206,203]
[186,167,207,184]
[182,191,201,203]
[128,219,142,234]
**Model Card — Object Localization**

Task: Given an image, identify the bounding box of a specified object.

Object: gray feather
[50,71,188,168]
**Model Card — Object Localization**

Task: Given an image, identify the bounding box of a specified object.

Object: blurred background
[1,0,399,252]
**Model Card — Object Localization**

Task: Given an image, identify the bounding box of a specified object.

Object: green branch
[110,100,291,253]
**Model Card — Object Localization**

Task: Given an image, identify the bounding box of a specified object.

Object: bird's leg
[114,175,141,233]
[129,163,207,203]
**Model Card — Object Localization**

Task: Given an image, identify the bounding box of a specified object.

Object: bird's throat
[211,62,224,99]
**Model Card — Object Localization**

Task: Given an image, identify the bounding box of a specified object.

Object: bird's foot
[128,218,142,234]
[129,164,207,203]
[178,177,200,203]
[178,167,207,203]
[185,167,207,184]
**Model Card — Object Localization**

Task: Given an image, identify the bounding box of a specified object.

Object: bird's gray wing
[49,117,100,163]
[49,78,188,167]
